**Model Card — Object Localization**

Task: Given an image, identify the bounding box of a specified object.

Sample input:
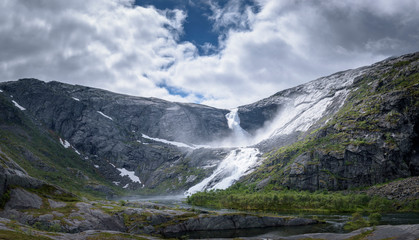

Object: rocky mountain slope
[242,52,419,190]
[0,52,418,197]
[0,79,235,194]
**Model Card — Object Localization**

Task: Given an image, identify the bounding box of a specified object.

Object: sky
[0,0,418,109]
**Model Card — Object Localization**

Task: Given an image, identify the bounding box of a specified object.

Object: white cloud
[0,0,197,102]
[161,0,419,108]
[0,0,418,109]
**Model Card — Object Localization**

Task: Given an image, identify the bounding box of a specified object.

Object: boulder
[4,188,43,210]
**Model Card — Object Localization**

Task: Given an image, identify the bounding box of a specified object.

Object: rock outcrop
[161,214,317,235]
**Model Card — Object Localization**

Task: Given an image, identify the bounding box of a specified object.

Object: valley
[0,52,418,239]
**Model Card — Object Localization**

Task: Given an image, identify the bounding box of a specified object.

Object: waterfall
[185,147,260,196]
[225,108,250,146]
[185,108,260,196]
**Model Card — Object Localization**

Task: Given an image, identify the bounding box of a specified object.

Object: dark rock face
[161,214,317,235]
[1,52,418,194]
[0,79,232,191]
[2,79,230,144]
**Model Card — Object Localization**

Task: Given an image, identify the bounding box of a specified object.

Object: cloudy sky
[1,0,418,108]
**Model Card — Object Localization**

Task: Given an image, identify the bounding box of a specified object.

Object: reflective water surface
[119,195,419,239]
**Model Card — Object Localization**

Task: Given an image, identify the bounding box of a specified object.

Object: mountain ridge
[0,52,418,196]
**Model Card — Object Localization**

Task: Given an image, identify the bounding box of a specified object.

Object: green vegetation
[0,230,53,240]
[86,232,148,240]
[346,229,374,240]
[187,184,416,213]
[0,188,10,208]
[343,212,381,231]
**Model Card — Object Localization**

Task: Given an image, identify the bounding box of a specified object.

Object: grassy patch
[86,232,148,240]
[346,229,374,240]
[187,187,413,213]
[0,229,53,240]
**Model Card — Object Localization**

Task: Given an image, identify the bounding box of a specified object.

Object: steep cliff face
[0,52,418,195]
[0,79,233,193]
[2,79,230,145]
[244,52,419,190]
[0,93,113,198]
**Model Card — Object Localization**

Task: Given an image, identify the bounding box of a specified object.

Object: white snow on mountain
[59,138,71,148]
[252,68,367,142]
[117,168,141,183]
[97,111,113,120]
[12,100,26,111]
[141,134,195,149]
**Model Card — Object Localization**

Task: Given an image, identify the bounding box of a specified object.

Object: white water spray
[185,147,260,196]
[222,108,251,147]
[185,109,260,196]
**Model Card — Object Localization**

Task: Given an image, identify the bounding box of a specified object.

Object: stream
[119,195,419,239]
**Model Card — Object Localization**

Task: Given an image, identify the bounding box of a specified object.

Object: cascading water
[225,108,250,145]
[185,108,260,196]
[185,148,260,196]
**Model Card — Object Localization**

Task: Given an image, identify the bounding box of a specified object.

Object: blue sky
[134,0,259,54]
[1,0,418,108]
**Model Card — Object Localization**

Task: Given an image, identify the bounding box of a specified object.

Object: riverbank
[0,188,318,239]
[1,217,418,240]
[187,178,419,214]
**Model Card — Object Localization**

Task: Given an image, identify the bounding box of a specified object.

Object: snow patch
[94,165,99,168]
[59,138,71,148]
[251,69,367,143]
[113,181,120,186]
[12,100,26,111]
[117,168,141,183]
[109,163,116,168]
[185,148,260,196]
[123,184,129,189]
[0,89,3,92]
[97,111,113,120]
[167,105,180,111]
[141,134,195,149]
[72,97,80,101]
[73,148,81,155]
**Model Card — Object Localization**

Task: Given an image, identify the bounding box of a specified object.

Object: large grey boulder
[4,188,43,210]
[161,214,317,234]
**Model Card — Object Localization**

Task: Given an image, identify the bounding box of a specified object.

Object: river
[119,195,419,239]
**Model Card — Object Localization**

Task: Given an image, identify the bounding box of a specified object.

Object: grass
[0,229,53,240]
[86,232,148,240]
[346,229,374,240]
[187,185,416,214]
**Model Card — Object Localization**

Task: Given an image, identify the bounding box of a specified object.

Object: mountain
[0,52,418,198]
[240,52,419,190]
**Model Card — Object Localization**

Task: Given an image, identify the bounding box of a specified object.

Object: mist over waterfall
[217,108,252,147]
[185,148,260,196]
[186,109,260,196]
